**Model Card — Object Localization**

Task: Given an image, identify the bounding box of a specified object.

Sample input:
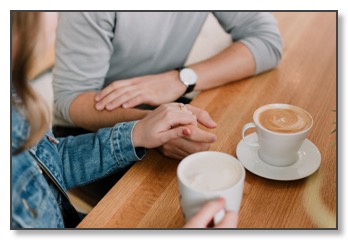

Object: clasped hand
[132,103,217,152]
[96,72,217,159]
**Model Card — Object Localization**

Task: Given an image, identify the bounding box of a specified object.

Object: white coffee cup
[177,151,245,225]
[242,103,313,167]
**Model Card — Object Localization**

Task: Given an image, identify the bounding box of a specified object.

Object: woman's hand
[132,103,200,149]
[183,198,238,228]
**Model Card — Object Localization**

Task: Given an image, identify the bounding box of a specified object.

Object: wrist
[130,121,147,159]
[131,120,143,148]
[168,70,187,96]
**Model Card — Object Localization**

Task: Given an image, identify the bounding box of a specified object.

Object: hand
[132,103,197,149]
[158,126,216,159]
[183,198,238,228]
[95,71,186,111]
[159,105,218,159]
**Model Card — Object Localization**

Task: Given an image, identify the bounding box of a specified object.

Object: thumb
[159,127,191,144]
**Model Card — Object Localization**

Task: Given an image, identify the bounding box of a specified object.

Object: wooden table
[78,12,337,229]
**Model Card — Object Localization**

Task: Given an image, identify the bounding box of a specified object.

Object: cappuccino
[258,106,312,134]
[177,151,245,223]
[180,157,241,192]
[242,104,313,166]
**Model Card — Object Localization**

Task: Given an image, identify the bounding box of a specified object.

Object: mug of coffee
[242,103,313,167]
[177,151,245,225]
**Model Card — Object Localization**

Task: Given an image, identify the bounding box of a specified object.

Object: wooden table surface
[78,12,337,229]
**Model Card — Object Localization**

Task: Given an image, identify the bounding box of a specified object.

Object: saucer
[236,133,321,181]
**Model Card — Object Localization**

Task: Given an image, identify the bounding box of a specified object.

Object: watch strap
[184,84,195,95]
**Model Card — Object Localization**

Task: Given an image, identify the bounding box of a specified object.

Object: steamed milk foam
[181,157,241,192]
[258,106,312,134]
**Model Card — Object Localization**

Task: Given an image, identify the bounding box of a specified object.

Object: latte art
[259,108,312,133]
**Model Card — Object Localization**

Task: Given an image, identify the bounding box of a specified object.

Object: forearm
[58,121,146,188]
[69,91,150,131]
[190,42,256,91]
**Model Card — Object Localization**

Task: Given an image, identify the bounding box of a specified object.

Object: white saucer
[236,133,321,181]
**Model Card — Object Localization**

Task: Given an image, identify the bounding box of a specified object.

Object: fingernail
[122,103,128,108]
[106,103,113,110]
[96,103,102,110]
[182,128,191,136]
[212,135,217,142]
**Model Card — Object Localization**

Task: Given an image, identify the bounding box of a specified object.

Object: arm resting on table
[69,91,150,132]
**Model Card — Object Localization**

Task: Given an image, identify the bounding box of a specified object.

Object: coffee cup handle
[242,123,259,147]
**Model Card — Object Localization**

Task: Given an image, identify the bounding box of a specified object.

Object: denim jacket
[11,107,145,228]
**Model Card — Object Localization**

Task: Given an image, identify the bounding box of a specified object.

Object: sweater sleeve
[53,12,116,124]
[213,12,283,74]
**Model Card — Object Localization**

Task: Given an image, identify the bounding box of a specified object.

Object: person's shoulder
[11,106,30,153]
[59,12,116,23]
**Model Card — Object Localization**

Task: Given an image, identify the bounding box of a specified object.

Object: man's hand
[95,71,186,111]
[158,126,216,159]
[158,105,218,159]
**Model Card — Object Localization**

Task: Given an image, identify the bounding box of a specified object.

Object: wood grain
[78,12,337,229]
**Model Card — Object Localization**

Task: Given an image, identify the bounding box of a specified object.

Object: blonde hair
[12,12,50,153]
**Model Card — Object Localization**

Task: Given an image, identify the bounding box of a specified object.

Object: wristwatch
[176,67,197,95]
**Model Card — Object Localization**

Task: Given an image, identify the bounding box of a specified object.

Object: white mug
[242,103,313,167]
[177,151,245,225]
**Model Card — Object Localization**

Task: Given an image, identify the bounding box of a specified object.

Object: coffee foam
[258,106,312,133]
[181,157,241,192]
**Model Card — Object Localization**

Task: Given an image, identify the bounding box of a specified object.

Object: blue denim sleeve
[56,121,146,189]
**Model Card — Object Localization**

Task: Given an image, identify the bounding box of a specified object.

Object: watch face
[180,68,197,85]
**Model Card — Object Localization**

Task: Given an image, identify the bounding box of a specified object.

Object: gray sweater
[53,12,282,126]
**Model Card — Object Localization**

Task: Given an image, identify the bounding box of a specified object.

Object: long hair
[12,12,50,153]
